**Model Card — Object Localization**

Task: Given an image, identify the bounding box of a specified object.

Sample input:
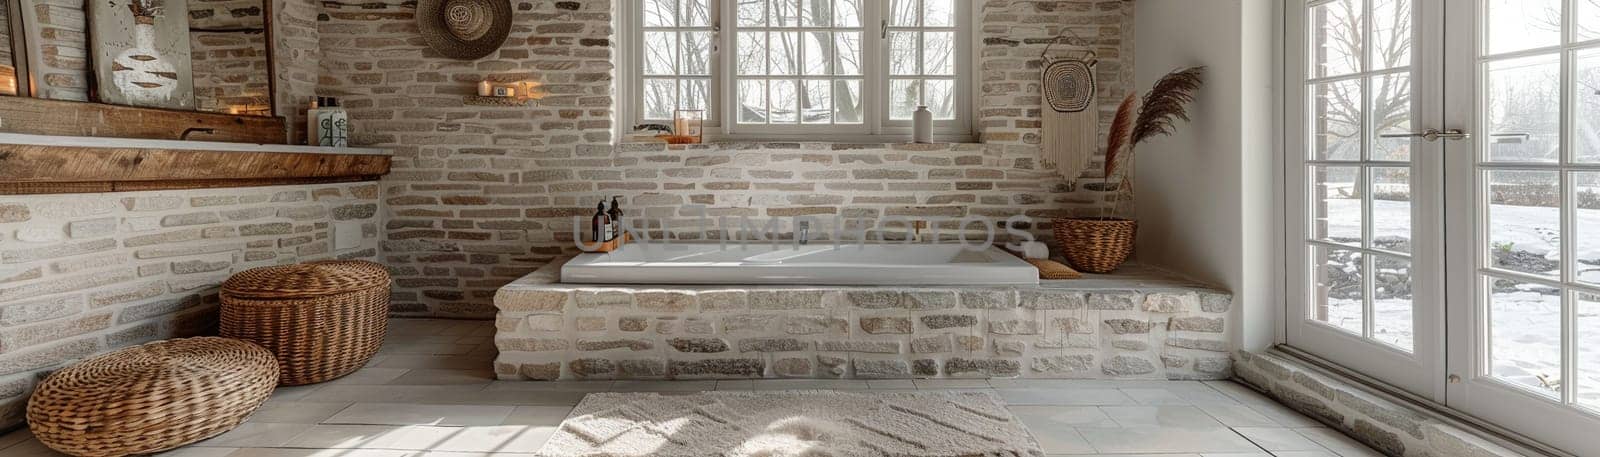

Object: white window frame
[617,0,975,143]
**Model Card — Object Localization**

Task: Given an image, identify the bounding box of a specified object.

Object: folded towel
[1019,241,1050,259]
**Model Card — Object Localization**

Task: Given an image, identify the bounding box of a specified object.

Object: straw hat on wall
[416,0,512,60]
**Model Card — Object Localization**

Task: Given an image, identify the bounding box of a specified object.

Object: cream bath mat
[536,390,1044,457]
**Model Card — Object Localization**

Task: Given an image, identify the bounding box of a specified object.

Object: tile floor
[0,319,1382,457]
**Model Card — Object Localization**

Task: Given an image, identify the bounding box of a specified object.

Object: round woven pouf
[221,260,390,386]
[27,337,279,457]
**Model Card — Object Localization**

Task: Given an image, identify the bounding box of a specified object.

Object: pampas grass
[1100,66,1206,217]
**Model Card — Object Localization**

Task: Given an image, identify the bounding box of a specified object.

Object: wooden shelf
[464,95,536,107]
[0,133,391,195]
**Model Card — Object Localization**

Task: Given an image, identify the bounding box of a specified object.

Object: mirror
[0,0,22,96]
[187,0,272,115]
[9,0,272,115]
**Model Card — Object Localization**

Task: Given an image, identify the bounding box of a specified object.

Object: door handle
[1378,128,1471,142]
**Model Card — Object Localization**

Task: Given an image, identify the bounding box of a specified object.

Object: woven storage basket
[1053,217,1137,274]
[27,337,279,457]
[221,260,390,386]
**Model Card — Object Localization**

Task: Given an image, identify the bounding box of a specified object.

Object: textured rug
[535,390,1044,457]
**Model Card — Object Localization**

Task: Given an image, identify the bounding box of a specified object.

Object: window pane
[889,32,919,75]
[1575,48,1600,163]
[802,80,831,124]
[890,0,918,26]
[644,0,676,27]
[1486,170,1561,278]
[738,0,765,26]
[681,32,712,75]
[771,0,800,26]
[1311,79,1361,161]
[834,32,862,75]
[1487,54,1561,163]
[1372,255,1414,351]
[680,78,708,111]
[737,32,766,75]
[1310,0,1362,78]
[1371,0,1411,70]
[1581,0,1600,42]
[1371,167,1412,253]
[644,32,677,75]
[1312,166,1363,246]
[1579,292,1600,409]
[925,79,955,119]
[681,0,710,27]
[924,0,954,26]
[923,31,954,76]
[1486,0,1560,55]
[1486,275,1563,399]
[834,0,861,27]
[803,31,831,76]
[738,79,768,123]
[890,79,919,120]
[834,79,862,123]
[1311,245,1364,335]
[643,79,676,120]
[770,79,799,123]
[1578,172,1600,286]
[801,0,830,26]
[770,32,799,75]
[1372,73,1412,161]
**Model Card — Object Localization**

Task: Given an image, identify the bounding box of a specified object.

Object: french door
[1289,0,1600,454]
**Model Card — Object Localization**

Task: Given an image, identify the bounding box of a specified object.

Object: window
[620,0,972,140]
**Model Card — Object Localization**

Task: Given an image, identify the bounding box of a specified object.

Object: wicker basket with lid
[221,260,390,386]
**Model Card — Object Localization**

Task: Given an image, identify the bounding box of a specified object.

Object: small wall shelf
[464,95,536,107]
[0,133,392,195]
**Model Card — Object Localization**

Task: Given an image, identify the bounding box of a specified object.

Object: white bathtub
[560,242,1039,286]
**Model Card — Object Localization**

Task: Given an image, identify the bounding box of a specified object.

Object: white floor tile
[0,438,66,457]
[1008,406,1120,428]
[498,406,574,426]
[248,401,352,424]
[193,423,314,448]
[1234,427,1328,451]
[324,367,411,385]
[324,403,514,427]
[1100,406,1227,428]
[998,388,1134,405]
[1122,388,1192,405]
[608,380,714,392]
[387,369,496,386]
[1294,428,1385,457]
[1196,403,1284,427]
[1076,427,1263,454]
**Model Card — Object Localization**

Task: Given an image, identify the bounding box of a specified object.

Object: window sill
[621,133,977,145]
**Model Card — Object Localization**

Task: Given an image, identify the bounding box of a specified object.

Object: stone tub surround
[0,183,383,430]
[1234,350,1526,457]
[493,257,1233,381]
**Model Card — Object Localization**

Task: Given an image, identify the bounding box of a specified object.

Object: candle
[477,80,492,96]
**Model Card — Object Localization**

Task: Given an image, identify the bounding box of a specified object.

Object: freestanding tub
[560,242,1039,286]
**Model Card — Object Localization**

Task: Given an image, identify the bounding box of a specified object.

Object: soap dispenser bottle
[606,196,623,241]
[590,201,610,244]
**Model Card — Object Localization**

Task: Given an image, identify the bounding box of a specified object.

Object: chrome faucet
[797,220,810,245]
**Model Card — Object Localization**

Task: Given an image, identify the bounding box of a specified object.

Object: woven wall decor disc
[418,0,512,60]
[1043,59,1095,113]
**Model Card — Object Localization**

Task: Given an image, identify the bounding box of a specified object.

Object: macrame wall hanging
[1039,31,1099,182]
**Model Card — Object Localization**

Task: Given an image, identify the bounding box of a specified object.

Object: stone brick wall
[977,0,1134,148]
[314,0,1136,318]
[20,0,90,101]
[272,0,321,142]
[494,259,1233,381]
[0,182,383,431]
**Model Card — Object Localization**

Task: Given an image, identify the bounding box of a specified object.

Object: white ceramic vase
[112,17,179,103]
